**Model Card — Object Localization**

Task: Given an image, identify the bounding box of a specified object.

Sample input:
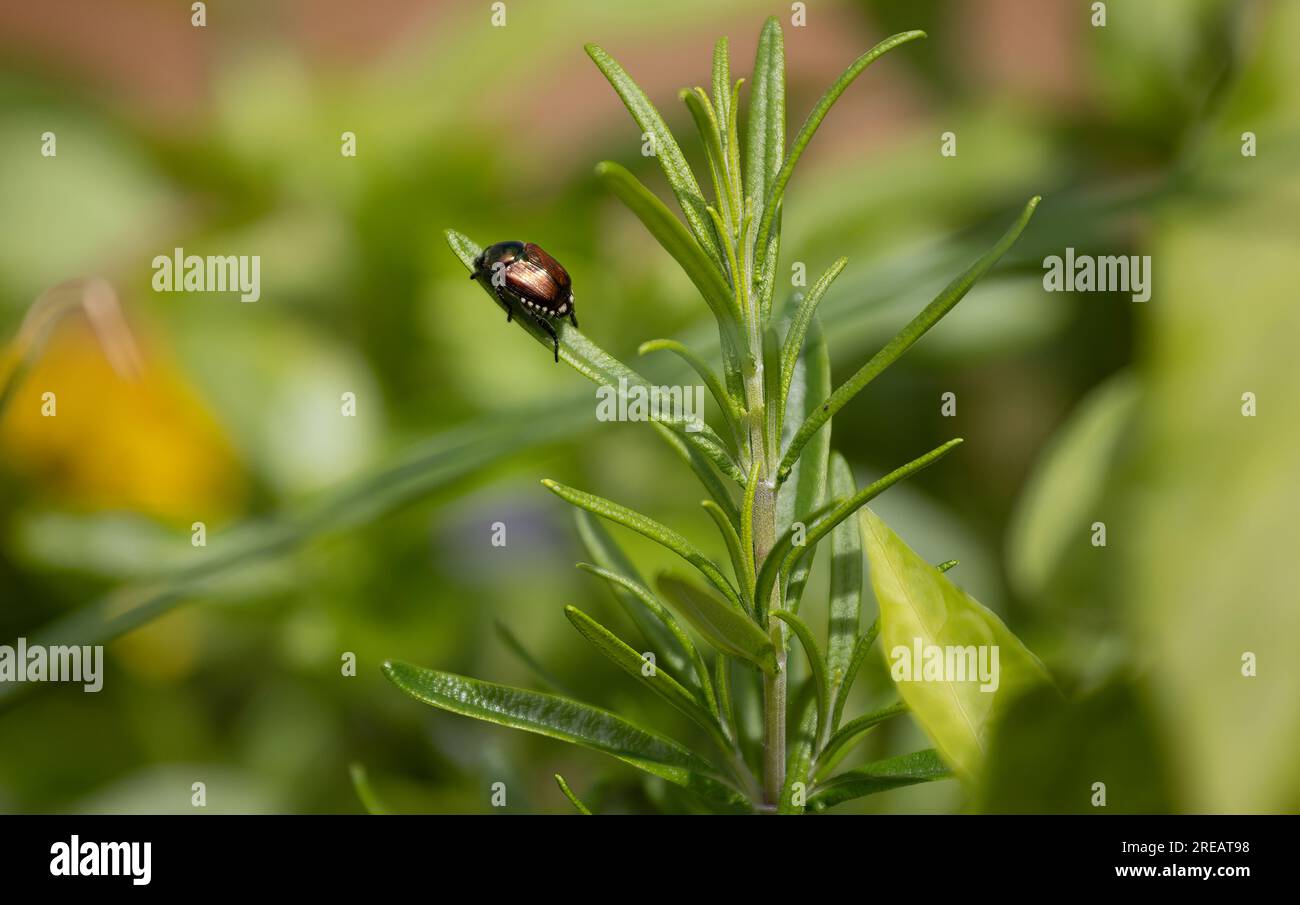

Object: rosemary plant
[384,17,1050,814]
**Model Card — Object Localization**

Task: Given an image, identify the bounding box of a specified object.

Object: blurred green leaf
[494,619,576,696]
[348,763,388,815]
[975,682,1173,814]
[1006,372,1139,607]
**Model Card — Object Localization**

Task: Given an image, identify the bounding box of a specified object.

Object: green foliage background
[0,0,1295,814]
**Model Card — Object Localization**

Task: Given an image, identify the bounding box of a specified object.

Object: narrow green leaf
[681,89,734,237]
[554,774,593,815]
[639,338,744,444]
[725,78,745,227]
[651,422,741,529]
[593,163,738,329]
[494,619,576,696]
[862,508,1055,782]
[712,37,732,153]
[744,17,785,247]
[382,661,742,805]
[586,43,724,267]
[564,605,728,750]
[574,510,692,680]
[772,610,829,750]
[778,689,817,814]
[755,30,926,275]
[809,749,951,811]
[547,480,742,610]
[832,619,879,732]
[657,574,777,674]
[776,316,831,615]
[448,229,741,482]
[814,700,907,781]
[780,257,846,411]
[575,563,716,716]
[756,439,963,620]
[349,763,388,815]
[702,501,748,603]
[715,655,737,746]
[824,452,861,731]
[778,196,1040,482]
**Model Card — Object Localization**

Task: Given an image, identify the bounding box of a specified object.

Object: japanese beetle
[471,241,576,362]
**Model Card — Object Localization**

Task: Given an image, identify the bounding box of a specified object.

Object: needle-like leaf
[832,619,880,733]
[780,257,846,411]
[554,774,593,815]
[575,510,691,680]
[639,338,744,442]
[383,660,745,807]
[756,439,963,620]
[589,164,739,328]
[545,479,743,611]
[808,748,951,811]
[814,700,907,781]
[778,197,1039,481]
[755,30,927,278]
[564,605,729,751]
[702,500,749,601]
[586,43,725,268]
[575,563,717,715]
[745,17,785,323]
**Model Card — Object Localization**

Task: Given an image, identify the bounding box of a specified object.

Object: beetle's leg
[569,311,578,328]
[529,312,559,362]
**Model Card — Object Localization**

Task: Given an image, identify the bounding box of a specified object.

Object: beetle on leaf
[471,241,577,362]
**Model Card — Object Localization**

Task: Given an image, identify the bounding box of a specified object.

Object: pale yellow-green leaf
[862,508,1053,782]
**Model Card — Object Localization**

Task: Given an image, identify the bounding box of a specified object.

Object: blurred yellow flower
[1,304,246,524]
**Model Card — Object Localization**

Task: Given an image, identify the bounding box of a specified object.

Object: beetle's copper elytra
[471,241,576,362]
